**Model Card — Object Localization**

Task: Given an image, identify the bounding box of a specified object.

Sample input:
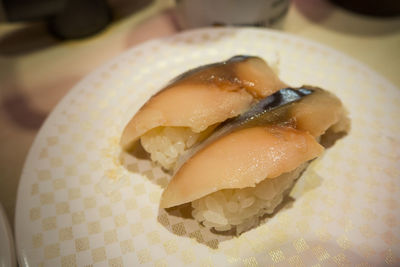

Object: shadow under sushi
[156,192,298,249]
[320,129,349,149]
[119,146,172,189]
[157,203,233,249]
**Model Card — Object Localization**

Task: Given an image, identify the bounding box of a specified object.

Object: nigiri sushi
[160,87,349,233]
[120,56,286,170]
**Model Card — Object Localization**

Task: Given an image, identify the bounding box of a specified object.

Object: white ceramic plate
[15,28,400,266]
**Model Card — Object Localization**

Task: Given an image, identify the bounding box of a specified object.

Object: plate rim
[14,26,399,266]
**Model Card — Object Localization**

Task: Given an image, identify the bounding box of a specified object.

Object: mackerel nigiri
[120,56,286,170]
[160,87,349,233]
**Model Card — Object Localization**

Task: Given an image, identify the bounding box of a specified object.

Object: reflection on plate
[15,28,400,266]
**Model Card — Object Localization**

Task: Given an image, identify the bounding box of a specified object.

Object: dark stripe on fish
[224,87,313,128]
[167,55,255,85]
[173,87,314,174]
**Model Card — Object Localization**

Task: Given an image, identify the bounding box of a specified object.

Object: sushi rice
[192,164,306,233]
[140,127,201,170]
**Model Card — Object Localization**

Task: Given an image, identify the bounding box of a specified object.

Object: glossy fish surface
[161,125,323,208]
[162,86,349,208]
[120,56,286,150]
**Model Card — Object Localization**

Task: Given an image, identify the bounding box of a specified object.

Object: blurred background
[0,0,399,234]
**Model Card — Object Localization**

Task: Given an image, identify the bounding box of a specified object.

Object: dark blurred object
[1,0,111,39]
[330,0,400,17]
[48,0,111,39]
[108,0,154,20]
[3,0,66,21]
[175,0,290,29]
